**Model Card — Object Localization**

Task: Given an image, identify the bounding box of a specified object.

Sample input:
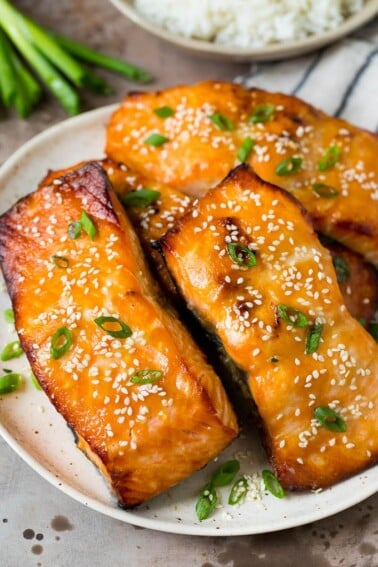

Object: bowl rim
[109,0,378,59]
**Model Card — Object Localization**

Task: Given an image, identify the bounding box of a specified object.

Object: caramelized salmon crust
[0,162,238,507]
[162,164,378,490]
[106,81,378,267]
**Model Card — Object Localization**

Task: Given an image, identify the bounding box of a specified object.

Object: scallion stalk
[0,0,152,118]
[7,41,42,118]
[0,0,80,115]
[0,27,18,107]
[50,31,152,83]
[20,14,87,87]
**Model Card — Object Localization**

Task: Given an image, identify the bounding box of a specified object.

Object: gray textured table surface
[0,2,377,566]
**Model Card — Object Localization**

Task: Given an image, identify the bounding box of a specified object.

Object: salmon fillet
[0,162,238,506]
[162,165,378,490]
[106,81,378,266]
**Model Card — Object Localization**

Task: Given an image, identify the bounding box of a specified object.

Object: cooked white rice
[134,0,366,48]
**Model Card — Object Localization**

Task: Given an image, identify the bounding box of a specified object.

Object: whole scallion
[0,0,152,118]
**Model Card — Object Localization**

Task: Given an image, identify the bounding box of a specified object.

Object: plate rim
[109,0,378,61]
[0,105,377,537]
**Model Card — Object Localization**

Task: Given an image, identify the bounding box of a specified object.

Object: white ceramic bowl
[109,0,378,61]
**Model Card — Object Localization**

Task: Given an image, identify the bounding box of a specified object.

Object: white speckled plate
[0,107,377,536]
[109,0,378,61]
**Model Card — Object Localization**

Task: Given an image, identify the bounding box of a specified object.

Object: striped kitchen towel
[236,19,378,131]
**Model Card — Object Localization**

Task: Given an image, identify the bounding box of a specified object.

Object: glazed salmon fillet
[106,81,378,266]
[0,162,238,506]
[162,165,378,490]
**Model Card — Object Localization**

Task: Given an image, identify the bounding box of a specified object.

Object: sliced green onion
[210,113,234,131]
[210,460,240,488]
[368,322,378,342]
[67,221,81,240]
[195,483,218,521]
[80,210,97,240]
[318,145,341,171]
[0,372,21,395]
[122,189,161,208]
[4,308,14,324]
[314,406,347,432]
[332,256,350,283]
[2,368,12,373]
[50,327,72,360]
[249,104,275,124]
[228,477,248,505]
[262,470,285,499]
[275,157,303,176]
[144,133,169,147]
[130,369,163,385]
[305,323,323,354]
[227,242,257,268]
[278,304,308,328]
[31,372,42,391]
[312,183,339,198]
[1,340,23,361]
[237,136,255,163]
[51,255,70,269]
[94,316,132,339]
[153,106,174,119]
